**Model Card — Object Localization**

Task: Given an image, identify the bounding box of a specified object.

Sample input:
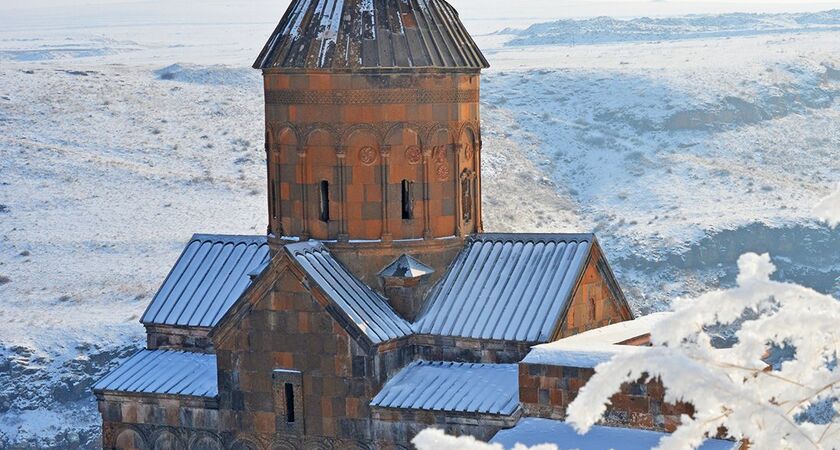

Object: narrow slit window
[274,164,282,220]
[319,180,330,222]
[284,382,295,423]
[401,179,413,220]
[270,178,277,220]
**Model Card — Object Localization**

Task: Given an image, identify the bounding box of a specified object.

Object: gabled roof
[370,361,519,415]
[522,313,671,368]
[286,241,413,344]
[92,350,217,399]
[491,418,737,450]
[254,0,489,71]
[414,233,594,342]
[141,234,271,328]
[379,254,435,279]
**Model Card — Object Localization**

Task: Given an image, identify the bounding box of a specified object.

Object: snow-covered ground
[1,2,839,448]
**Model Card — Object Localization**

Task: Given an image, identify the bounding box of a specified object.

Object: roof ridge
[283,240,328,256]
[471,233,595,244]
[190,234,269,244]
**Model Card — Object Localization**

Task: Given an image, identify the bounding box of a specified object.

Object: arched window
[319,180,330,222]
[589,298,597,321]
[401,179,414,220]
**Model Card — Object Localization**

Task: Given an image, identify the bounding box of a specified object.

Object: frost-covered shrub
[567,253,840,450]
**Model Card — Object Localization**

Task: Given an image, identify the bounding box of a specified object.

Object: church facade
[92,1,655,449]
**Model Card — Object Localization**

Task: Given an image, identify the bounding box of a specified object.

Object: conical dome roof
[254,0,489,71]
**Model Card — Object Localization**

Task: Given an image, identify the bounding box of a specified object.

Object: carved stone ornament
[436,164,450,181]
[405,146,422,165]
[266,89,479,106]
[433,146,447,164]
[464,143,473,160]
[359,146,378,166]
[433,146,449,180]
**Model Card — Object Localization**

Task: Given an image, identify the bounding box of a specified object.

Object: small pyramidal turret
[379,254,435,320]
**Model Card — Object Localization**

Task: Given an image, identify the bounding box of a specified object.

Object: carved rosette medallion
[405,146,422,165]
[436,164,450,180]
[359,146,377,166]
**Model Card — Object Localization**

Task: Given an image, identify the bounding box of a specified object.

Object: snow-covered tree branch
[566,253,840,450]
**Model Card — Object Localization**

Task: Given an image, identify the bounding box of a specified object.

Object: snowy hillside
[1,4,839,448]
[502,10,840,45]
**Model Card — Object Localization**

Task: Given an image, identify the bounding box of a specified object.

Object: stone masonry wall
[519,362,694,433]
[214,266,382,445]
[555,248,634,339]
[413,334,535,364]
[145,325,214,352]
[264,72,482,244]
[98,393,219,450]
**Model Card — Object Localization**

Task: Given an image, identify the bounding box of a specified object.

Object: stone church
[93,1,728,449]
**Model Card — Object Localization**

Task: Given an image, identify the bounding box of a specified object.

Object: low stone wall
[371,407,520,447]
[98,392,220,449]
[145,325,214,352]
[518,362,693,432]
[413,335,535,364]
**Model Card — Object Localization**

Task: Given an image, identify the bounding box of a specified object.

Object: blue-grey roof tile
[93,350,217,398]
[371,361,519,415]
[414,233,593,342]
[286,241,413,344]
[141,235,271,328]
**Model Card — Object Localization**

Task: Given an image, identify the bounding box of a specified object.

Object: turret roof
[254,0,489,71]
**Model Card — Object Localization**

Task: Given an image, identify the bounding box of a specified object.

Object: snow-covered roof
[553,312,672,347]
[370,361,519,415]
[254,0,489,70]
[491,418,737,450]
[286,241,413,344]
[92,350,217,398]
[522,313,671,368]
[523,343,644,368]
[414,234,594,342]
[141,234,271,328]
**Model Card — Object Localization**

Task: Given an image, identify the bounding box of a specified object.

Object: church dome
[253,0,489,71]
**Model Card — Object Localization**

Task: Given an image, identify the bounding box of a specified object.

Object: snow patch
[815,183,840,227]
[154,63,259,86]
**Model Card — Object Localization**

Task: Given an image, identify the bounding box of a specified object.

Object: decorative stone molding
[268,121,480,153]
[302,124,341,146]
[265,89,479,105]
